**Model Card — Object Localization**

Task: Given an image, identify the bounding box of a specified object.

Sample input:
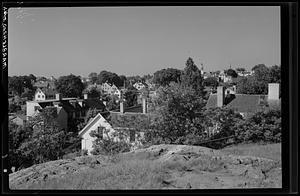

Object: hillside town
[8,59,281,167]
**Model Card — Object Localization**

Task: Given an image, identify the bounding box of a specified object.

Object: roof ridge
[78,113,102,137]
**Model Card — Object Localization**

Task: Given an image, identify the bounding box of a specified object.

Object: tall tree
[180,57,204,97]
[153,68,182,86]
[55,74,84,98]
[97,71,123,87]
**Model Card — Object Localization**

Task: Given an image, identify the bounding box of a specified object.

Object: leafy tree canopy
[180,57,205,97]
[225,69,238,78]
[55,74,84,98]
[153,68,182,86]
[203,77,219,87]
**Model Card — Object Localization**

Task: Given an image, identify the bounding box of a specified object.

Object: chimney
[217,86,225,107]
[120,101,124,113]
[268,83,280,100]
[84,93,88,100]
[142,97,147,114]
[55,93,62,100]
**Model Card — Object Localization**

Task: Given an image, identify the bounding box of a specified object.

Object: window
[129,130,135,142]
[38,95,40,98]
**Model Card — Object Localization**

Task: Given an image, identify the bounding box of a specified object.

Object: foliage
[55,74,84,98]
[180,57,205,97]
[236,64,281,95]
[123,85,138,107]
[9,103,21,113]
[153,68,182,86]
[145,82,206,145]
[89,127,131,155]
[8,75,34,96]
[202,107,243,148]
[234,109,281,143]
[105,95,120,111]
[83,86,101,98]
[21,88,35,100]
[16,107,74,166]
[88,72,98,84]
[236,76,268,94]
[225,69,238,78]
[97,71,124,87]
[203,77,219,87]
[8,122,33,171]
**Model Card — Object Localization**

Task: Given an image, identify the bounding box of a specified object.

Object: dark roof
[83,98,107,111]
[40,88,57,96]
[205,93,268,113]
[109,112,150,129]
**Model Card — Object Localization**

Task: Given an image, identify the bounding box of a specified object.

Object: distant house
[34,88,56,101]
[219,71,232,83]
[26,93,107,131]
[100,82,121,98]
[79,95,150,155]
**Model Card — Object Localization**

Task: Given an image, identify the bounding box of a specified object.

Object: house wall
[81,115,117,155]
[26,102,41,118]
[56,107,68,131]
[35,91,46,101]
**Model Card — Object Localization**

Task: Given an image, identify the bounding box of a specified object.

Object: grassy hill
[9,143,281,189]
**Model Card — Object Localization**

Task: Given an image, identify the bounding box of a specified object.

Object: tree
[180,57,205,97]
[225,69,238,78]
[153,68,182,86]
[55,74,84,98]
[236,76,268,94]
[269,65,281,83]
[89,126,131,155]
[234,109,281,143]
[252,64,270,82]
[203,77,219,87]
[97,71,123,87]
[124,85,138,107]
[145,82,206,145]
[21,88,35,100]
[8,122,33,171]
[83,86,101,98]
[88,72,98,84]
[202,107,243,148]
[19,107,72,164]
[8,75,34,96]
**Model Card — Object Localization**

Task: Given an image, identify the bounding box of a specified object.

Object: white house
[78,113,117,155]
[34,88,56,101]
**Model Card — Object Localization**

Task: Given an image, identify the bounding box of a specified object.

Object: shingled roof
[205,93,268,113]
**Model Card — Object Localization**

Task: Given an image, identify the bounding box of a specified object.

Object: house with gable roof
[205,83,280,117]
[78,93,150,154]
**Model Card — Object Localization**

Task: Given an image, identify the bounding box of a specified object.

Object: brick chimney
[142,97,147,114]
[120,100,124,113]
[268,83,280,100]
[55,93,62,101]
[217,86,225,107]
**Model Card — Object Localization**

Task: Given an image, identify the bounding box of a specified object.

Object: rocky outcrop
[9,144,281,189]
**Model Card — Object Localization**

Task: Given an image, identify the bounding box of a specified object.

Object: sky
[8,6,280,78]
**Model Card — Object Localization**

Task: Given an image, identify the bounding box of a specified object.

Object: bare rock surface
[9,144,281,189]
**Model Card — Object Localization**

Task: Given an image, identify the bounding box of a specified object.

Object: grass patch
[20,156,168,190]
[220,143,281,162]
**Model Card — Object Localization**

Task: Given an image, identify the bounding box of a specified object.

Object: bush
[90,137,131,156]
[234,109,281,143]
